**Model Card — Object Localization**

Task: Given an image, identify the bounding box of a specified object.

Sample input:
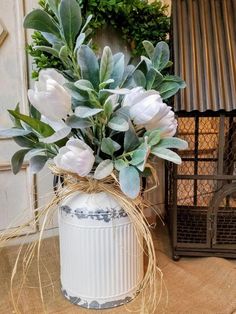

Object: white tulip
[122,87,164,125]
[146,106,178,138]
[41,115,68,131]
[28,69,71,121]
[54,139,95,177]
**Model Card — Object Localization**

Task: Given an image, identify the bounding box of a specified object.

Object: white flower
[28,69,71,121]
[122,86,177,138]
[54,139,95,177]
[146,106,178,138]
[40,115,67,131]
[122,87,164,125]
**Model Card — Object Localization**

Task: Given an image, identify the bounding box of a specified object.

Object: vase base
[61,287,137,309]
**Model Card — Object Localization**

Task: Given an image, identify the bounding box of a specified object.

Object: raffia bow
[0,164,167,314]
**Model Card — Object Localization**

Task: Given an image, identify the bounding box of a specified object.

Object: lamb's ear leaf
[29,155,48,174]
[101,138,121,156]
[157,138,188,150]
[124,123,140,152]
[0,128,31,138]
[142,40,155,59]
[159,82,180,99]
[151,147,182,164]
[78,45,100,88]
[100,46,113,83]
[65,115,93,128]
[119,166,140,199]
[59,0,82,49]
[152,41,170,71]
[47,0,60,18]
[110,53,125,88]
[94,159,113,180]
[23,9,60,36]
[147,129,161,146]
[133,70,146,88]
[11,149,31,174]
[108,116,129,132]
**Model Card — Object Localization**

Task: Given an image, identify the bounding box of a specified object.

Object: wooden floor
[0,223,236,314]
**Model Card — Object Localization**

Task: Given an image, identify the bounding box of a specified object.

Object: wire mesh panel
[167,113,236,258]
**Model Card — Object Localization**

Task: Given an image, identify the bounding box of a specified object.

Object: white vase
[58,191,143,309]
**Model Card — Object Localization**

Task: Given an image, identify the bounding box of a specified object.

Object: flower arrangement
[0,0,186,199]
[0,1,188,312]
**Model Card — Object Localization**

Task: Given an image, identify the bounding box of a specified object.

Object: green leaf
[30,104,41,120]
[146,67,163,90]
[48,0,60,17]
[74,33,86,53]
[8,111,54,137]
[121,64,136,88]
[80,14,93,33]
[157,137,188,150]
[159,82,180,99]
[152,41,170,71]
[75,106,103,118]
[151,147,182,164]
[65,115,92,128]
[88,91,101,107]
[13,135,36,148]
[142,40,155,59]
[141,56,152,71]
[130,149,147,166]
[100,46,113,83]
[94,159,113,179]
[133,70,146,88]
[114,159,127,171]
[59,45,69,62]
[75,79,95,92]
[163,75,186,88]
[110,53,125,88]
[29,155,48,173]
[101,138,121,156]
[108,116,129,132]
[11,149,30,174]
[64,83,88,102]
[59,0,82,49]
[99,79,114,90]
[124,123,140,152]
[147,129,161,146]
[34,46,59,57]
[78,45,100,88]
[119,166,140,199]
[103,94,118,118]
[0,128,31,138]
[23,9,59,36]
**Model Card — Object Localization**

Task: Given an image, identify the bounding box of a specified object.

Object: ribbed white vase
[58,191,143,309]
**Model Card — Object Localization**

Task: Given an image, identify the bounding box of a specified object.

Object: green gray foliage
[4,0,188,199]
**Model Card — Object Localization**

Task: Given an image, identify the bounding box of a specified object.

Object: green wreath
[28,0,170,78]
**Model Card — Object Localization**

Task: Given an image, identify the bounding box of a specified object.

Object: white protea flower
[28,69,71,121]
[122,87,165,125]
[54,139,95,177]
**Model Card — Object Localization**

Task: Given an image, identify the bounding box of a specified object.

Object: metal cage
[167,112,236,259]
[168,0,236,259]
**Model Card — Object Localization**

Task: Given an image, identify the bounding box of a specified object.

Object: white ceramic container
[58,191,143,309]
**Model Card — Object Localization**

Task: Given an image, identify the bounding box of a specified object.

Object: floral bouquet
[0,0,187,312]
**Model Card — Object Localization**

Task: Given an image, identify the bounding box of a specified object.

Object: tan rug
[0,224,236,314]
